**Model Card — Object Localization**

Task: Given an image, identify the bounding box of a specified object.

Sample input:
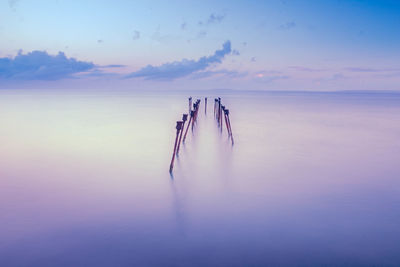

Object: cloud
[199,13,225,25]
[289,66,326,72]
[254,71,289,83]
[190,69,248,80]
[97,39,103,44]
[101,64,125,68]
[232,50,240,56]
[344,67,400,73]
[132,30,140,40]
[8,0,20,11]
[125,40,232,81]
[80,69,119,78]
[181,22,187,30]
[207,13,225,24]
[0,50,95,80]
[332,73,346,80]
[279,21,296,30]
[251,57,256,62]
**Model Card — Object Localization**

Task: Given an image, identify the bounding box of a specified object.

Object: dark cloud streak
[0,50,95,80]
[199,13,225,25]
[125,41,232,81]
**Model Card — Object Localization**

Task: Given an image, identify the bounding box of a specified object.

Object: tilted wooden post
[226,110,234,144]
[169,121,183,172]
[176,114,188,154]
[183,110,194,143]
[214,98,218,117]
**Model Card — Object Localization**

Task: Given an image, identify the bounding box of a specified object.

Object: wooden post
[223,107,230,135]
[169,121,183,172]
[226,111,234,144]
[192,103,197,129]
[218,98,222,127]
[192,100,201,128]
[188,97,192,113]
[183,110,194,142]
[176,114,188,154]
[221,105,226,133]
[214,98,218,117]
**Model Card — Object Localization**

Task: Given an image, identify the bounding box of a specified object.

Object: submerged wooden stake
[188,97,192,112]
[183,110,194,142]
[192,99,201,128]
[226,111,234,144]
[214,98,218,117]
[169,121,183,172]
[223,108,230,135]
[176,114,188,154]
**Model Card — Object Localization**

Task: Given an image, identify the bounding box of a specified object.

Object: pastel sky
[1,0,400,91]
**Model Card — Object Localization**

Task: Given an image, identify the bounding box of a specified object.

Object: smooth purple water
[1,90,399,266]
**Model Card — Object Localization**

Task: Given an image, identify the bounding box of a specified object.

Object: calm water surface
[1,90,399,266]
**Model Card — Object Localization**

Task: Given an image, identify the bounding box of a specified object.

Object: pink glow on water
[0,90,399,265]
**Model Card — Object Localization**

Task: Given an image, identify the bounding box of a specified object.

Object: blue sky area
[1,0,399,91]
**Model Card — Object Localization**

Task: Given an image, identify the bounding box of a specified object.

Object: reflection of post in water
[205,97,207,114]
[176,114,188,154]
[169,121,183,172]
[169,177,186,235]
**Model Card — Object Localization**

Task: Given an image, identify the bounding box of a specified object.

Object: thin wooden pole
[223,109,230,135]
[226,112,234,144]
[169,121,183,172]
[192,103,197,130]
[192,100,200,128]
[217,98,221,126]
[176,114,188,154]
[214,98,217,117]
[219,99,223,130]
[183,110,194,142]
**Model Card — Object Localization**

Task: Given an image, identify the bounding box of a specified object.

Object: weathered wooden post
[188,97,192,112]
[223,108,231,135]
[169,121,183,172]
[214,98,218,117]
[176,114,188,154]
[218,98,222,127]
[226,110,234,144]
[183,110,194,142]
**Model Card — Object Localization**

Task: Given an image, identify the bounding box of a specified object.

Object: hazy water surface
[1,90,400,266]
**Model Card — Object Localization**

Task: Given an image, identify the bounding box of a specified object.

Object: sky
[1,0,400,91]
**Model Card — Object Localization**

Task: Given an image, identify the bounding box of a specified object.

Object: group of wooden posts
[169,97,201,172]
[169,96,233,173]
[214,97,234,144]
